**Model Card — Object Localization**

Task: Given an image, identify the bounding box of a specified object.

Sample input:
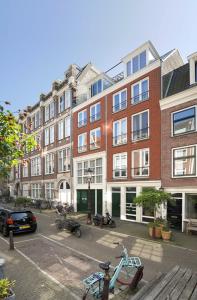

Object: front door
[97,190,103,215]
[112,188,120,217]
[77,190,95,213]
[167,193,182,230]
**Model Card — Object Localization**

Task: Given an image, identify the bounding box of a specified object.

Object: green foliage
[15,197,31,207]
[0,105,36,177]
[134,188,172,217]
[147,222,155,228]
[0,278,15,299]
[162,226,170,232]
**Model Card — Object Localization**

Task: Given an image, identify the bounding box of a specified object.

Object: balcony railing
[78,119,87,127]
[113,134,127,146]
[131,166,149,177]
[131,91,149,105]
[90,113,101,123]
[132,127,149,141]
[78,145,87,153]
[90,141,101,150]
[112,100,127,113]
[113,168,127,178]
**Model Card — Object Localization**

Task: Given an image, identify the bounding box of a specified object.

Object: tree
[134,188,172,218]
[0,103,36,178]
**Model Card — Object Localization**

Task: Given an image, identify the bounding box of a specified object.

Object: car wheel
[2,226,8,237]
[74,228,81,238]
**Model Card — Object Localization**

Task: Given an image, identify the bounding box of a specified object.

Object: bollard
[129,266,144,290]
[9,231,14,250]
[101,266,110,300]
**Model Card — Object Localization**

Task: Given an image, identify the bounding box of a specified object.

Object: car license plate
[19,225,30,229]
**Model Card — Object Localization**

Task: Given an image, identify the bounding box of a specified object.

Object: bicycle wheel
[55,219,63,230]
[116,266,138,285]
[74,228,81,238]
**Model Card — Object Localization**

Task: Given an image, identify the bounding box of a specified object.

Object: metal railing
[131,91,149,105]
[131,166,149,177]
[112,100,127,113]
[90,141,101,150]
[113,134,127,146]
[131,127,149,141]
[78,119,87,127]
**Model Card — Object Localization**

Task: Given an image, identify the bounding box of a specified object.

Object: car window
[10,212,33,220]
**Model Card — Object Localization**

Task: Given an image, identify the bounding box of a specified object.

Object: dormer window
[91,79,102,97]
[127,51,147,76]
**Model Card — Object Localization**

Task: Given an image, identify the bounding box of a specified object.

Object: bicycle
[82,242,143,299]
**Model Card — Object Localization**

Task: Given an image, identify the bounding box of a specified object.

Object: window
[45,153,55,174]
[49,126,54,144]
[131,78,149,104]
[78,110,87,127]
[77,158,103,184]
[59,93,65,113]
[186,194,197,219]
[126,187,136,220]
[113,153,127,178]
[78,133,87,152]
[113,118,127,146]
[113,89,127,112]
[126,51,147,76]
[22,163,28,178]
[90,102,101,122]
[58,148,70,172]
[31,184,42,199]
[45,105,50,122]
[58,120,64,140]
[65,89,72,109]
[45,183,54,199]
[22,184,29,197]
[44,128,49,146]
[132,110,149,141]
[127,61,131,76]
[35,111,40,128]
[91,79,102,97]
[65,116,70,137]
[132,148,149,177]
[31,157,41,176]
[173,146,196,177]
[90,127,101,149]
[35,134,41,150]
[173,107,196,135]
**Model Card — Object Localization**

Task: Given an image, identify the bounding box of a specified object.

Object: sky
[0,0,196,113]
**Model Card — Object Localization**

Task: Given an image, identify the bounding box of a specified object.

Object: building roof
[163,63,190,98]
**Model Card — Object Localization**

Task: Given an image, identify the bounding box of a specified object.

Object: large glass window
[59,93,65,113]
[78,110,87,127]
[22,184,29,197]
[58,120,64,140]
[31,157,41,176]
[173,146,196,176]
[65,116,70,137]
[22,163,28,178]
[113,89,127,113]
[132,110,149,141]
[78,133,87,153]
[65,89,72,109]
[132,78,149,104]
[173,107,196,135]
[49,126,54,144]
[113,153,127,178]
[132,148,149,177]
[90,127,101,150]
[91,79,102,97]
[113,118,127,146]
[126,187,136,220]
[186,194,197,219]
[130,51,147,74]
[58,148,70,172]
[77,158,103,184]
[45,183,54,200]
[90,102,101,122]
[45,153,55,174]
[31,184,42,199]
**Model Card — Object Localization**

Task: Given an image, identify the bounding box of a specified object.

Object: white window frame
[65,116,71,137]
[31,157,41,176]
[45,105,50,122]
[77,158,103,184]
[113,152,127,178]
[58,148,70,172]
[113,118,127,146]
[78,133,87,153]
[90,127,101,150]
[58,120,64,140]
[49,101,55,118]
[112,88,127,113]
[131,77,149,104]
[31,183,42,199]
[78,109,87,127]
[59,92,65,113]
[45,183,54,200]
[172,144,197,178]
[131,109,149,141]
[22,164,28,178]
[35,111,40,128]
[45,153,55,174]
[45,127,49,146]
[132,148,149,177]
[90,102,101,123]
[49,126,55,144]
[65,89,71,109]
[171,105,196,137]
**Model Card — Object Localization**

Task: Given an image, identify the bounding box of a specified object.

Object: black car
[0,208,37,236]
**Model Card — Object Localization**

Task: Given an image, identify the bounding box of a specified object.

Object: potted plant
[134,188,172,238]
[148,222,156,238]
[161,226,172,241]
[0,278,15,300]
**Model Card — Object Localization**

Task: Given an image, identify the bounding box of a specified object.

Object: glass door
[126,187,136,220]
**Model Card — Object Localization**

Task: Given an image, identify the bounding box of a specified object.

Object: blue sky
[0,0,196,113]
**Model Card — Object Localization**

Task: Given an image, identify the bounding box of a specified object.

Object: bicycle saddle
[99,261,111,271]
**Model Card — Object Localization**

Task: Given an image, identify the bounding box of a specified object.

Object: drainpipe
[104,95,108,214]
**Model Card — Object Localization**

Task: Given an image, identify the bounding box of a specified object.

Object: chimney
[187,52,197,85]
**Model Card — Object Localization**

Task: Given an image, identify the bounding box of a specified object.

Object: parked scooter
[93,212,116,228]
